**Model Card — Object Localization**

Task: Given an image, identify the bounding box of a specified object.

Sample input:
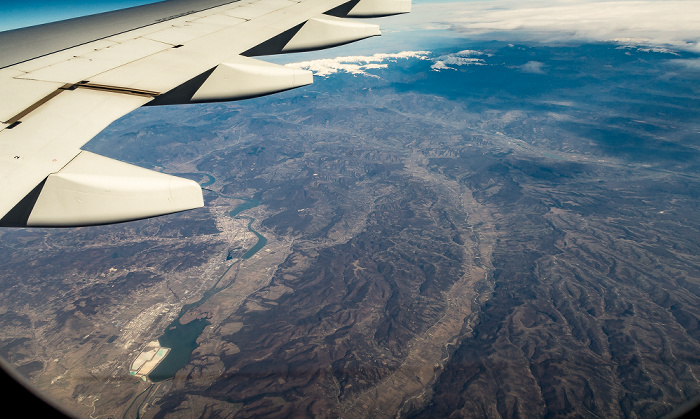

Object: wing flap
[86,46,217,94]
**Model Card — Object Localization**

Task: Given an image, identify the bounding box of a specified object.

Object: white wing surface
[0,0,410,227]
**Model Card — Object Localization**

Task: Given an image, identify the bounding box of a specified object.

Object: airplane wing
[0,0,410,227]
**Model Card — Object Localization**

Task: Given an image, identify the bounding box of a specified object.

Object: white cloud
[430,60,453,71]
[431,49,490,71]
[519,61,547,74]
[616,46,680,55]
[439,0,700,52]
[285,51,430,77]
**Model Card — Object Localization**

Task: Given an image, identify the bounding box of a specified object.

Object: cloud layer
[285,1,700,78]
[440,0,700,52]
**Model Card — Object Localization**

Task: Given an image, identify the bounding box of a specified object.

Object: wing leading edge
[0,0,410,227]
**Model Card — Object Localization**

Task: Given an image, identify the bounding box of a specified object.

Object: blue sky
[0,0,459,32]
[0,0,161,31]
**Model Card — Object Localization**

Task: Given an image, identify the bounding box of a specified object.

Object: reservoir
[148,318,209,382]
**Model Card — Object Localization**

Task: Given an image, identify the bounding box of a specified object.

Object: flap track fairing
[3,151,204,227]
